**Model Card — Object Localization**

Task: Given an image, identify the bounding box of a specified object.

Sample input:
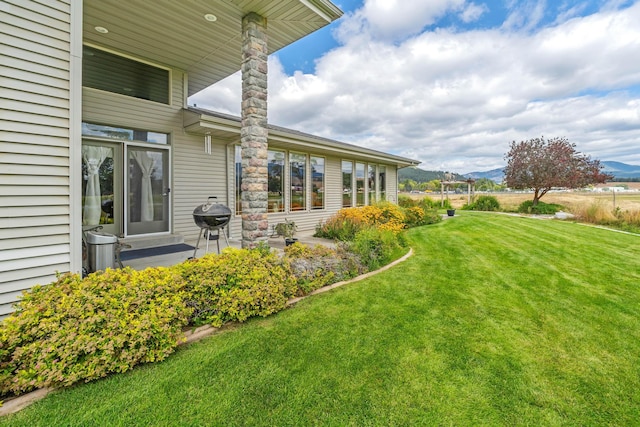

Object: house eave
[84,0,343,97]
[183,107,421,168]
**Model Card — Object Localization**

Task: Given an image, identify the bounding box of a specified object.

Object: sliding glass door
[126,145,170,235]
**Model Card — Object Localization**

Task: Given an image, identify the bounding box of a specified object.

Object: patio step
[120,234,184,250]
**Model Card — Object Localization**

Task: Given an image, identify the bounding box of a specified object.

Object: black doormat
[119,243,195,261]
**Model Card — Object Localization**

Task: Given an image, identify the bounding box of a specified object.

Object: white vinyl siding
[387,167,398,202]
[0,0,74,316]
[172,135,228,242]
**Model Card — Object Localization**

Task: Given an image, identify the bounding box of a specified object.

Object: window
[235,146,243,215]
[311,156,325,210]
[379,166,387,201]
[368,164,377,205]
[342,161,353,207]
[82,123,168,144]
[83,45,170,104]
[268,150,285,213]
[355,162,365,206]
[290,153,306,211]
[82,144,115,227]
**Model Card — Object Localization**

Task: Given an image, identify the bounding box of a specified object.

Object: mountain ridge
[464,161,640,182]
[399,161,640,183]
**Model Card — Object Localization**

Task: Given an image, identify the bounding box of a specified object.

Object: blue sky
[277,0,618,75]
[191,0,640,173]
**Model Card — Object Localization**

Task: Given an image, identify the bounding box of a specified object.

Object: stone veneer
[240,12,269,248]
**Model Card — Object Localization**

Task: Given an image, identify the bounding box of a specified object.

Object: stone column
[241,12,269,248]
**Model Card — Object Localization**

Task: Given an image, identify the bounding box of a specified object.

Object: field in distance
[409,182,640,212]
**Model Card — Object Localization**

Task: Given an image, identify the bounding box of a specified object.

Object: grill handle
[202,196,218,212]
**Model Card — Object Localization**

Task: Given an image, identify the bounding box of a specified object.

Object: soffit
[83,0,342,97]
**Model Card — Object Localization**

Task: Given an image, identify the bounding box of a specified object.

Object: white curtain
[131,151,155,222]
[82,146,111,225]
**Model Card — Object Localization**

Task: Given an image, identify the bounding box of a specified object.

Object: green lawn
[4,212,640,426]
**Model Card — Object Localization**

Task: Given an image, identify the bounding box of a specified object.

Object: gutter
[299,0,344,22]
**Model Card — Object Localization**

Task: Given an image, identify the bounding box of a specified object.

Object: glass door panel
[126,146,169,235]
[81,141,122,235]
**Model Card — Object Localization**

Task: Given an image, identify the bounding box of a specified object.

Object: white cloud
[191,1,640,173]
[460,2,488,23]
[336,0,467,42]
[502,0,547,32]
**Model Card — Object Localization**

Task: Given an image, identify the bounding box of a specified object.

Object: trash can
[85,230,118,272]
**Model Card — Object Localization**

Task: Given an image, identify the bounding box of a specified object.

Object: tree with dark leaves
[504,137,612,206]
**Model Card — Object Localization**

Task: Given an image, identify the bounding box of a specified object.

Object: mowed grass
[3,212,640,426]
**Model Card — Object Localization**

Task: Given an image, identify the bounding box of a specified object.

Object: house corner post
[241,12,269,248]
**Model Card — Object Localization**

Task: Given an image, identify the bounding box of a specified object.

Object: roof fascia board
[268,130,418,166]
[299,0,344,22]
[185,121,240,135]
[189,110,419,166]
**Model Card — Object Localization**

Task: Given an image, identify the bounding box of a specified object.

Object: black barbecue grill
[193,196,231,257]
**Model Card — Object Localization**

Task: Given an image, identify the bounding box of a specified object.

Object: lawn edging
[0,247,414,417]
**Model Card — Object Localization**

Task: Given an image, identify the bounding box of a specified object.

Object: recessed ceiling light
[204,14,217,22]
[94,26,109,34]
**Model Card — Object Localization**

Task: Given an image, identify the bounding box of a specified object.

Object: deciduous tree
[504,137,612,206]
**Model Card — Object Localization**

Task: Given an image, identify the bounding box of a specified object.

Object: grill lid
[193,197,231,230]
[193,202,231,217]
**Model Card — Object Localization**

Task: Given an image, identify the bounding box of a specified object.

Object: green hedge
[176,248,297,327]
[0,267,190,396]
[517,200,563,214]
[464,195,501,211]
[349,227,406,271]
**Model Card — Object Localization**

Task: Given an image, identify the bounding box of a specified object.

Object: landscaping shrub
[315,202,406,241]
[517,200,563,214]
[403,206,426,228]
[418,196,441,210]
[416,203,443,225]
[403,202,442,228]
[283,243,366,295]
[398,194,418,208]
[176,248,297,327]
[315,214,363,241]
[373,202,407,233]
[349,227,405,271]
[0,267,190,396]
[465,195,501,211]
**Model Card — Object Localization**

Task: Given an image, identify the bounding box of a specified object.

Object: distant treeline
[398,167,466,183]
[612,177,640,182]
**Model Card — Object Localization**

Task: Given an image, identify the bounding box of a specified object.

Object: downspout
[69,0,83,273]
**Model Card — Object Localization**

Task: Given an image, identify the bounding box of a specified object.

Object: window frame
[368,164,377,205]
[289,152,307,212]
[379,165,387,201]
[82,44,172,105]
[310,156,325,210]
[268,149,285,213]
[355,162,366,207]
[342,160,354,208]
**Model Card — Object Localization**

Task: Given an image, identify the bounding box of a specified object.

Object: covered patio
[119,229,337,270]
